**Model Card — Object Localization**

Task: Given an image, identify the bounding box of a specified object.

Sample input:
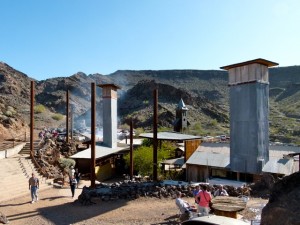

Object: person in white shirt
[175,191,196,221]
[213,185,229,197]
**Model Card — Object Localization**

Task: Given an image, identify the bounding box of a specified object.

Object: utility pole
[66,90,69,143]
[30,81,34,158]
[91,83,96,188]
[153,89,158,181]
[130,119,134,180]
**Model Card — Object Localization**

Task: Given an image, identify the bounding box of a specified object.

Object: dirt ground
[0,180,268,225]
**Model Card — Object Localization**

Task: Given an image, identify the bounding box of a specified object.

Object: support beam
[153,89,158,181]
[91,83,96,188]
[130,119,134,180]
[66,90,69,143]
[30,81,34,158]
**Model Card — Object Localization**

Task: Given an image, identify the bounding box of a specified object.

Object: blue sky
[1,0,299,80]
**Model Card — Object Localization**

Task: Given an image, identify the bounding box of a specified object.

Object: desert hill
[1,62,300,144]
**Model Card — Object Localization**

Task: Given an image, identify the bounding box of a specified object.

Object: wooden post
[30,81,34,158]
[66,90,69,143]
[130,119,134,180]
[153,89,158,181]
[91,83,96,188]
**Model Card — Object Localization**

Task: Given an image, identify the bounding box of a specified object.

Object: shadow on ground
[36,197,128,225]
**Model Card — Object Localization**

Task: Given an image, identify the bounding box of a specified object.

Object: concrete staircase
[0,144,53,203]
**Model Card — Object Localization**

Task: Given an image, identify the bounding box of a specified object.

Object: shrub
[52,113,64,121]
[4,110,13,117]
[7,106,16,114]
[58,158,76,170]
[34,104,46,113]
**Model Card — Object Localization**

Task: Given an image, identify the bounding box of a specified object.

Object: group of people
[175,184,229,221]
[28,166,81,203]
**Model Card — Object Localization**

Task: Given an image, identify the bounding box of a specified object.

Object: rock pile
[34,138,78,179]
[77,180,251,206]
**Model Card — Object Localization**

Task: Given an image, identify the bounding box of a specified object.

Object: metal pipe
[153,89,158,181]
[66,90,69,143]
[91,83,96,188]
[130,119,134,180]
[30,81,34,159]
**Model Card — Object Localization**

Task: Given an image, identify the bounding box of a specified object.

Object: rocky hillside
[1,62,300,143]
[0,63,33,140]
[118,80,228,132]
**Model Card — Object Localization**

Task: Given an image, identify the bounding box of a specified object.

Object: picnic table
[211,196,247,219]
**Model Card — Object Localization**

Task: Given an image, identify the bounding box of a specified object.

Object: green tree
[123,140,174,177]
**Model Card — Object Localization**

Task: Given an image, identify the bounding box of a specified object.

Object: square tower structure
[97,84,120,149]
[221,58,278,174]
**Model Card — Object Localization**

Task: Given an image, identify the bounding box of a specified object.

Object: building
[185,59,300,183]
[173,98,190,132]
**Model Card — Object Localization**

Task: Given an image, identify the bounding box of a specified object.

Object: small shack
[70,144,129,181]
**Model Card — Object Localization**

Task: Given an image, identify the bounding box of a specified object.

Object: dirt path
[0,181,268,225]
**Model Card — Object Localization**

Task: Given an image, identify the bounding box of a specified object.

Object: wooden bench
[211,196,247,219]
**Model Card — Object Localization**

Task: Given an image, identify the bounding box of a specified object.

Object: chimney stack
[221,58,278,173]
[98,84,120,149]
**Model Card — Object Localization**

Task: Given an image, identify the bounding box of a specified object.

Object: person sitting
[175,191,196,221]
[213,185,229,197]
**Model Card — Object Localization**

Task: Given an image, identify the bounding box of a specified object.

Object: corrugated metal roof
[139,132,201,141]
[195,142,230,154]
[185,142,299,175]
[262,157,295,175]
[70,145,127,159]
[186,151,230,168]
[162,157,184,166]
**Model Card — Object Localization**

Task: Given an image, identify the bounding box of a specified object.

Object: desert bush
[135,127,144,136]
[4,110,13,117]
[210,119,218,127]
[7,106,16,113]
[52,113,64,121]
[58,158,75,170]
[34,104,46,113]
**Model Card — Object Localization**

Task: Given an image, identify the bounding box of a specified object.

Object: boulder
[261,172,300,225]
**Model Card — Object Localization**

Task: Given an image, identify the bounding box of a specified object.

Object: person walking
[28,173,39,203]
[74,168,81,188]
[197,185,212,216]
[69,175,77,198]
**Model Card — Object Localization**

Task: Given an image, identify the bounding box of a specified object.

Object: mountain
[1,62,300,144]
